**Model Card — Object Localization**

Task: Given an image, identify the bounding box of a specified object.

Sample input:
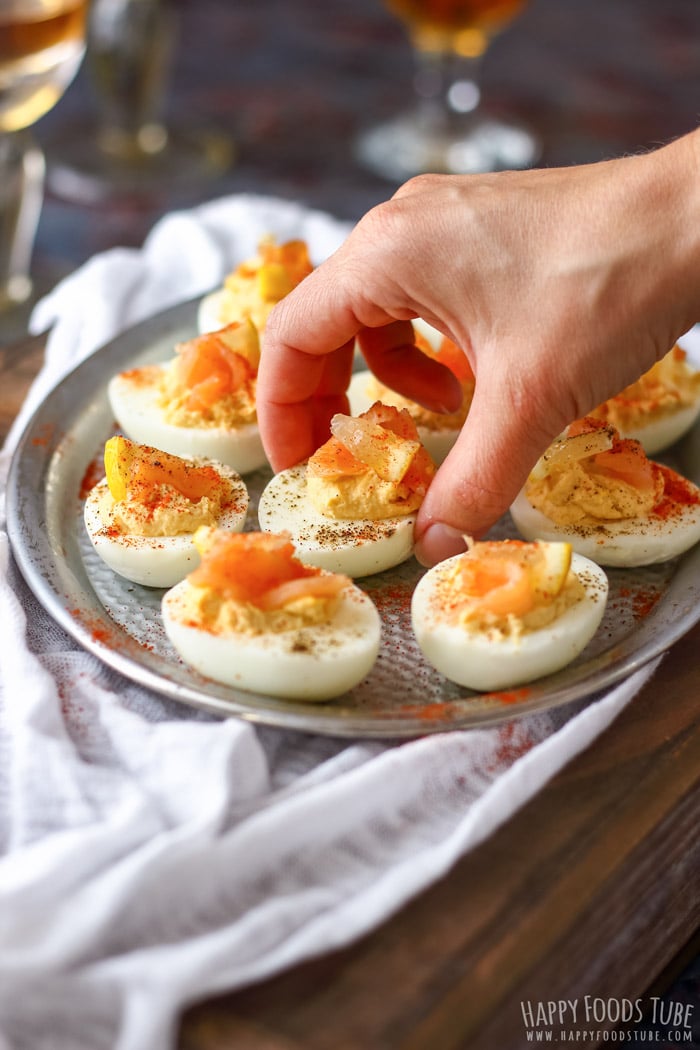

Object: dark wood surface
[0,334,46,435]
[3,1,700,1045]
[179,652,700,1049]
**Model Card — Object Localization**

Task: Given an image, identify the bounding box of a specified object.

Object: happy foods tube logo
[519,996,695,1042]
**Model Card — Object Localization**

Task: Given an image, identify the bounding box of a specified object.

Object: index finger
[258,256,383,399]
[257,340,355,471]
[257,258,463,470]
[257,258,396,470]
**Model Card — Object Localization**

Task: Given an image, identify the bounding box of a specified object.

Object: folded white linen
[0,194,660,1050]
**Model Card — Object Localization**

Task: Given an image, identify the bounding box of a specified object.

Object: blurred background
[24,0,700,297]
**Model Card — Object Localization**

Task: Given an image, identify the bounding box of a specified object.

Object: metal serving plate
[7,297,700,737]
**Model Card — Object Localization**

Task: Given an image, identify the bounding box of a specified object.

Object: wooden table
[183,673,700,1050]
[4,0,700,1043]
[2,328,699,1050]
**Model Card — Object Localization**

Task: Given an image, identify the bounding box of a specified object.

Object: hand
[257,130,700,565]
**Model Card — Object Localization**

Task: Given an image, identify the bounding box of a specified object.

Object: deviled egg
[84,436,248,587]
[108,320,267,475]
[162,529,381,701]
[258,402,436,577]
[411,539,608,692]
[588,344,700,454]
[510,417,700,566]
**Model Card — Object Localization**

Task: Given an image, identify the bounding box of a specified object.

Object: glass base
[44,122,234,204]
[0,274,33,312]
[356,108,540,181]
[0,262,72,339]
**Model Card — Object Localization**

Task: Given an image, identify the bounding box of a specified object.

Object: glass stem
[413,46,483,134]
[87,0,176,160]
[0,132,44,308]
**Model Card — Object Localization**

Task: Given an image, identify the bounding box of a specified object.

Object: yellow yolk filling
[447,567,584,641]
[590,345,700,430]
[307,471,424,520]
[307,405,435,521]
[159,361,258,428]
[525,461,662,524]
[99,479,236,537]
[216,278,278,333]
[100,437,240,537]
[175,587,336,637]
[158,320,260,428]
[433,542,585,641]
[524,418,665,526]
[361,373,473,432]
[177,529,348,635]
[216,237,313,332]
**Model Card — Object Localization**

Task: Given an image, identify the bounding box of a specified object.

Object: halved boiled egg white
[108,322,267,475]
[411,540,608,692]
[108,366,266,475]
[257,464,417,577]
[615,403,700,455]
[511,484,700,567]
[510,418,700,567]
[197,288,229,336]
[84,437,248,587]
[161,530,381,701]
[589,345,700,454]
[257,403,435,577]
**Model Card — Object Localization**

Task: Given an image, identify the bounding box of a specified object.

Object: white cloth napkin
[0,194,661,1050]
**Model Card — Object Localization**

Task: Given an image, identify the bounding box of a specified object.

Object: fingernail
[414,523,467,567]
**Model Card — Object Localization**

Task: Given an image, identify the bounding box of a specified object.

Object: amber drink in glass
[0,0,86,308]
[356,0,539,181]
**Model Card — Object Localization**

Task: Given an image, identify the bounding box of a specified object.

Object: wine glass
[45,0,233,204]
[0,0,86,311]
[356,0,540,181]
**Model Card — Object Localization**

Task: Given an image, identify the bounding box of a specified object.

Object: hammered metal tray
[7,298,700,737]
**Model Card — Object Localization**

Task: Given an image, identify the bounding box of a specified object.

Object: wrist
[642,129,700,340]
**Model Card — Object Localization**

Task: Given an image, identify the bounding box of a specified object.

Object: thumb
[414,373,559,565]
